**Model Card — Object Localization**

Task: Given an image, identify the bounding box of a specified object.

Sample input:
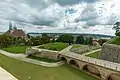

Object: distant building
[92,39,100,46]
[5,22,28,40]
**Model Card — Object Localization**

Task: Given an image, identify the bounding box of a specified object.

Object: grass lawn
[87,51,101,59]
[39,42,69,51]
[2,46,28,54]
[0,54,98,80]
[27,55,58,63]
[109,37,120,45]
[71,44,83,49]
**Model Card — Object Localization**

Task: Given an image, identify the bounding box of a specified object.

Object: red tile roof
[6,29,28,40]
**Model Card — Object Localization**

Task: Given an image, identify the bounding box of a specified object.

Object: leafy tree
[89,37,93,45]
[16,37,26,45]
[27,34,31,38]
[57,34,74,44]
[84,37,89,45]
[115,32,120,37]
[98,39,108,46]
[51,38,56,43]
[0,35,13,47]
[30,36,42,46]
[113,22,120,36]
[84,37,93,45]
[76,35,84,44]
[41,33,50,44]
[25,40,32,46]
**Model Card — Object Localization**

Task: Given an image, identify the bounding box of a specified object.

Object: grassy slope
[109,37,120,45]
[2,46,28,53]
[39,42,69,51]
[87,51,101,59]
[0,54,98,80]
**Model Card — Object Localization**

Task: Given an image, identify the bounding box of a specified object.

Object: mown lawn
[27,55,58,63]
[87,51,101,59]
[0,54,98,80]
[2,46,28,53]
[108,37,120,45]
[39,42,69,51]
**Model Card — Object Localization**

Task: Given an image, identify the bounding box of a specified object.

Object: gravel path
[82,49,101,56]
[0,50,64,67]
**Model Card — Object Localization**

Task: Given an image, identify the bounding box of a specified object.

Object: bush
[57,34,74,44]
[115,32,120,37]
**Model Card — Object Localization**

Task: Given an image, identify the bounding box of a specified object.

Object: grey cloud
[75,4,99,26]
[24,0,100,8]
[0,0,116,35]
[56,0,99,6]
[24,0,53,10]
[86,19,100,26]
[1,0,63,27]
[107,14,119,25]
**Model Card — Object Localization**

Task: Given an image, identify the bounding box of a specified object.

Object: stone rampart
[100,43,120,63]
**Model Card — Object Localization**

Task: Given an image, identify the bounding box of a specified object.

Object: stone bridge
[31,46,120,80]
[57,46,120,80]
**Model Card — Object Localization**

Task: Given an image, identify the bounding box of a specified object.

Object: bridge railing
[60,51,120,72]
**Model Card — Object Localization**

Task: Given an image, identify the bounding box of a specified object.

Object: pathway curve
[0,67,18,80]
[82,49,101,56]
[0,50,64,67]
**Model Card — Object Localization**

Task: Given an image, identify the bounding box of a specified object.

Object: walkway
[59,46,120,72]
[0,67,18,80]
[82,49,101,56]
[0,50,64,67]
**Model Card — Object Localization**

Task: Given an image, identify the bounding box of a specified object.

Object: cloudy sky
[0,0,120,35]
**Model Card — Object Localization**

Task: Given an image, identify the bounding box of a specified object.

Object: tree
[51,38,56,43]
[27,34,31,38]
[98,39,108,46]
[115,32,120,37]
[76,35,84,44]
[84,37,93,45]
[57,34,74,44]
[30,36,42,46]
[0,34,13,47]
[113,22,120,36]
[16,37,26,45]
[89,37,93,45]
[41,33,50,44]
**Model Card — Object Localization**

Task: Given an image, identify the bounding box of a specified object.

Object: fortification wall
[34,51,59,60]
[100,43,120,63]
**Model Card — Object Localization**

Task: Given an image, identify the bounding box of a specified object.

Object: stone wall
[87,65,100,75]
[100,43,120,63]
[25,48,40,55]
[34,51,59,60]
[25,48,59,60]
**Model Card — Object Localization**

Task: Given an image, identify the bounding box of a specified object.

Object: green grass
[27,55,58,63]
[2,46,28,53]
[87,51,101,59]
[39,42,69,51]
[0,54,98,80]
[109,37,120,45]
[71,44,83,49]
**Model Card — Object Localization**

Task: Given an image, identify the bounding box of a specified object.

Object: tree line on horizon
[0,33,108,48]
